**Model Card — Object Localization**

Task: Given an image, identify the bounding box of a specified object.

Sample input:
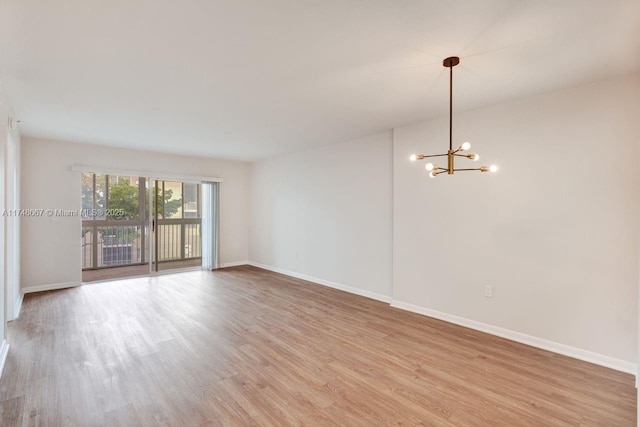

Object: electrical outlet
[484,285,493,298]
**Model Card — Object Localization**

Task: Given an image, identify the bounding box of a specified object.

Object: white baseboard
[0,340,9,379]
[14,294,24,319]
[391,300,637,376]
[22,281,82,294]
[248,261,392,304]
[220,260,249,268]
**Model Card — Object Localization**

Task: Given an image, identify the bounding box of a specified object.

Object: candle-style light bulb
[489,165,498,172]
[429,170,437,178]
[460,142,471,151]
[425,163,434,171]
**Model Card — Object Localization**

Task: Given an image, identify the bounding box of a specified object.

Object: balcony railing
[156,219,201,262]
[82,219,201,270]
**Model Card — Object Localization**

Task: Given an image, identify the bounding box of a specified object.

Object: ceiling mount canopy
[410,56,497,178]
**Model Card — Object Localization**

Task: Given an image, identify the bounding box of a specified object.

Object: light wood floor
[0,266,635,426]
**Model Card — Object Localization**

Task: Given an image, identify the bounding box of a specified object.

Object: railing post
[180,222,186,260]
[92,223,98,269]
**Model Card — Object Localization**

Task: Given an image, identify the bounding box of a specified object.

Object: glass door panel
[151,180,202,272]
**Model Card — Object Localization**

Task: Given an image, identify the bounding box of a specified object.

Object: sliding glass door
[81,173,217,282]
[81,174,150,281]
[81,172,215,281]
[151,180,202,272]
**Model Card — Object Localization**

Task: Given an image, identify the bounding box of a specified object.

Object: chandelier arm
[435,170,450,175]
[420,153,449,159]
[453,168,483,172]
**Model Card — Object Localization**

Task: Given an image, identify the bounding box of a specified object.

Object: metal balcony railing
[82,219,201,270]
[156,219,202,262]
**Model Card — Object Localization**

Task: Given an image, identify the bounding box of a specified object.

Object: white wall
[0,92,20,370]
[393,74,640,365]
[250,132,393,301]
[20,138,251,290]
[5,129,20,320]
[0,102,7,344]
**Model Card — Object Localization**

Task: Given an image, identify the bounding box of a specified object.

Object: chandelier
[410,56,497,177]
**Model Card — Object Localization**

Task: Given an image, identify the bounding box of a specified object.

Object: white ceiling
[1,0,639,161]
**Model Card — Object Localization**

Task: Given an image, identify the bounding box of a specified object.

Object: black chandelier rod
[449,62,453,152]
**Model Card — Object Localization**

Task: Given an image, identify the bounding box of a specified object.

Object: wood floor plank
[0,396,23,426]
[0,266,635,426]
